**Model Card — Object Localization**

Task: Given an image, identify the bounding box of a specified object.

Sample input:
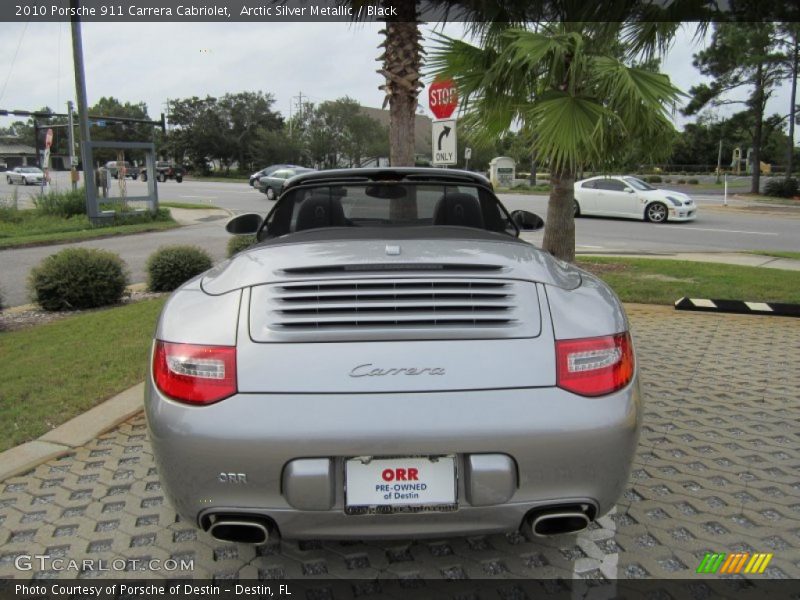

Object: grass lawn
[0,298,166,452]
[160,201,221,210]
[578,257,800,305]
[186,175,249,184]
[0,210,179,249]
[748,250,800,261]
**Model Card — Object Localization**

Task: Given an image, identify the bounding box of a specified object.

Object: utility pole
[67,101,77,190]
[70,0,97,219]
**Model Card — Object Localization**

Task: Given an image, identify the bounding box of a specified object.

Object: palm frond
[525,91,622,171]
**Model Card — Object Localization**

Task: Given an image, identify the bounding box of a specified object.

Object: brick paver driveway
[1,305,799,583]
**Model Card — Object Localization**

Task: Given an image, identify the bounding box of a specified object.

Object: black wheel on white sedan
[266,187,275,200]
[645,202,667,223]
[6,176,11,184]
[573,199,581,217]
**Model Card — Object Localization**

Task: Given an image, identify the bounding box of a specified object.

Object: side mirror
[225,213,263,235]
[511,210,544,232]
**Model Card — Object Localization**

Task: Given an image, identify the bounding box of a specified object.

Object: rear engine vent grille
[249,278,541,342]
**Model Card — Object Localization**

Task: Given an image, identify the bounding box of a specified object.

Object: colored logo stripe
[697,553,726,573]
[744,553,773,574]
[697,552,774,574]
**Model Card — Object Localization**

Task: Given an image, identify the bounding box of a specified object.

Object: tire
[158,173,166,183]
[6,176,10,184]
[175,175,183,183]
[573,199,581,217]
[22,177,28,186]
[140,172,147,182]
[645,202,668,223]
[266,187,275,200]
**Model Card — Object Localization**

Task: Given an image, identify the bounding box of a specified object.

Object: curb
[0,383,145,482]
[675,297,800,318]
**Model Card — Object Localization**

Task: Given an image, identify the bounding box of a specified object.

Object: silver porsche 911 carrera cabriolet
[145,168,640,545]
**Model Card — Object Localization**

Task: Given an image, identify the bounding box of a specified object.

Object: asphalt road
[1,173,798,308]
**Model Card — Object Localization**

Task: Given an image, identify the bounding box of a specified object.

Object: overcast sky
[0,21,795,134]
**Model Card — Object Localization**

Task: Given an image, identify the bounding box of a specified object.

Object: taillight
[556,332,634,397]
[153,341,236,405]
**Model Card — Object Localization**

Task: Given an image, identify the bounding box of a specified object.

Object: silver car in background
[146,168,640,544]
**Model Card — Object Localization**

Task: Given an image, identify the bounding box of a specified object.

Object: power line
[0,22,30,105]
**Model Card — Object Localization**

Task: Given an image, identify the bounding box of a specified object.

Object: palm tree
[376,2,424,166]
[428,22,684,261]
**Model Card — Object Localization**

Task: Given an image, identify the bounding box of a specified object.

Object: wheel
[175,175,183,183]
[22,177,28,186]
[266,187,275,200]
[140,172,147,182]
[131,173,138,180]
[6,176,10,184]
[573,199,581,217]
[645,202,668,223]
[158,173,166,183]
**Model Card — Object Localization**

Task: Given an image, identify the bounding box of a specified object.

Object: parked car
[140,161,184,183]
[574,175,697,222]
[146,168,640,544]
[104,161,140,180]
[249,164,301,187]
[258,166,315,200]
[6,166,45,185]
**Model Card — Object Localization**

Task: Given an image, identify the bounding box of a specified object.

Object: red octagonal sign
[429,79,458,120]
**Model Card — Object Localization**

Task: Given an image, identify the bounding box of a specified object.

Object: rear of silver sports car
[145,237,641,543]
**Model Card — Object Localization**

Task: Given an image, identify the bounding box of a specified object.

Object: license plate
[345,456,457,514]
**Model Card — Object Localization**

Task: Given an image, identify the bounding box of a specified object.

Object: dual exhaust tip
[524,507,592,537]
[208,518,272,545]
[207,507,591,545]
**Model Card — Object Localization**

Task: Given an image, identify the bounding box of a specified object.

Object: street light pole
[70,0,97,218]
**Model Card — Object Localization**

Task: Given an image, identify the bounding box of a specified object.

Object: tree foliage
[165,91,283,174]
[683,23,786,191]
[289,97,388,168]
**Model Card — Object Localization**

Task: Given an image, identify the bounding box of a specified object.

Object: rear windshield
[265,183,514,237]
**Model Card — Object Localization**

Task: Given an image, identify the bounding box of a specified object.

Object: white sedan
[6,166,45,186]
[574,175,697,222]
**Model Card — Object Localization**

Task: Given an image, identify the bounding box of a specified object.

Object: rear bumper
[145,377,640,539]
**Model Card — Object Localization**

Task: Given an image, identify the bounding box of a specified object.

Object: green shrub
[227,235,257,257]
[687,178,699,185]
[764,177,798,198]
[664,178,672,183]
[677,178,687,184]
[645,175,662,183]
[29,248,129,311]
[146,245,213,292]
[34,188,87,218]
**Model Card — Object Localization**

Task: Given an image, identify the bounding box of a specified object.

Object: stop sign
[429,79,458,120]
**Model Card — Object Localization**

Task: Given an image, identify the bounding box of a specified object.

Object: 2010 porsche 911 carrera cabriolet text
[145,168,640,544]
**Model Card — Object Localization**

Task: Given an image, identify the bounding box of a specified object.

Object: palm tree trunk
[542,168,576,263]
[378,1,422,167]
